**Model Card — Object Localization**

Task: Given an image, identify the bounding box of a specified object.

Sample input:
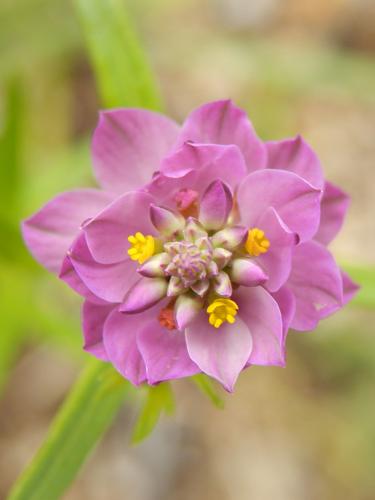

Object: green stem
[8,360,133,500]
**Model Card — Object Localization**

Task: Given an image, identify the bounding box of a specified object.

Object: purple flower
[22,100,359,391]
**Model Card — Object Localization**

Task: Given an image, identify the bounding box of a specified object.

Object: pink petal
[149,204,185,235]
[151,142,247,204]
[120,277,168,313]
[82,300,114,361]
[199,180,233,231]
[234,286,285,367]
[22,189,113,274]
[341,270,360,305]
[92,109,180,194]
[185,314,253,392]
[103,307,148,386]
[59,255,108,305]
[66,233,137,303]
[314,181,350,245]
[137,320,200,384]
[177,100,266,172]
[271,286,296,344]
[229,258,268,287]
[84,191,155,264]
[288,241,344,331]
[266,135,324,189]
[256,207,297,292]
[237,169,321,242]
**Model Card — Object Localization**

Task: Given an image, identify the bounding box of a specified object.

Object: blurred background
[1,0,375,499]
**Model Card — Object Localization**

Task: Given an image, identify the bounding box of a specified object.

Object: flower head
[22,100,359,392]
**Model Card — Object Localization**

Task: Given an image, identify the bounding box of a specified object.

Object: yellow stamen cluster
[207,298,239,329]
[127,232,155,264]
[245,228,270,256]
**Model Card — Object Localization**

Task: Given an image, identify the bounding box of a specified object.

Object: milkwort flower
[22,100,359,391]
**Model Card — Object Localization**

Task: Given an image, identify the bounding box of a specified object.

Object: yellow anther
[245,228,270,257]
[206,298,239,329]
[127,232,155,264]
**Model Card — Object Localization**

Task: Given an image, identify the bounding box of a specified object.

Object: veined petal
[315,181,350,245]
[120,277,168,313]
[288,241,343,331]
[177,100,267,172]
[138,321,200,384]
[199,180,233,231]
[266,135,324,189]
[82,300,114,361]
[237,169,321,242]
[22,189,113,274]
[92,108,179,193]
[186,313,253,392]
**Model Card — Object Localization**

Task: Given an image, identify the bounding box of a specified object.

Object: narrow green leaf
[342,264,375,309]
[73,0,162,109]
[192,374,225,409]
[131,383,175,444]
[8,359,133,500]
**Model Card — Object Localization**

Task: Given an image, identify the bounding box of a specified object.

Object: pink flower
[22,100,359,391]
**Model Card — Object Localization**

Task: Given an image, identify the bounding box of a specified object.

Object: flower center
[245,228,270,256]
[164,237,216,287]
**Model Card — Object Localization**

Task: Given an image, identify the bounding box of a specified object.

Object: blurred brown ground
[1,0,375,499]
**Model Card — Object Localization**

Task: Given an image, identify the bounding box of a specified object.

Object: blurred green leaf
[131,382,175,444]
[8,359,133,500]
[192,374,225,409]
[73,0,161,109]
[342,264,375,309]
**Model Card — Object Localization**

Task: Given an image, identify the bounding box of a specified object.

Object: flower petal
[255,207,297,292]
[149,204,185,235]
[82,300,114,361]
[177,100,266,172]
[92,109,179,193]
[66,233,137,303]
[137,320,200,384]
[84,191,155,265]
[234,286,285,367]
[271,286,296,344]
[185,314,253,392]
[314,181,350,245]
[229,258,268,287]
[103,308,148,386]
[22,189,113,274]
[341,270,360,305]
[59,254,108,305]
[174,294,203,330]
[120,277,168,313]
[288,241,343,331]
[237,169,321,242]
[266,135,324,188]
[199,180,233,231]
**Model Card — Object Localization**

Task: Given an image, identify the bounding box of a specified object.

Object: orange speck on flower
[158,305,176,330]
